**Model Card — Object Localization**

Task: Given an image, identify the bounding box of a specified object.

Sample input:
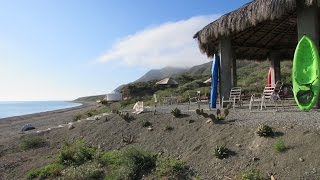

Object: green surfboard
[292,35,320,111]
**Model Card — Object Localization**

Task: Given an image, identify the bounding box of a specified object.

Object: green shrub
[171,108,181,117]
[27,163,63,179]
[273,139,287,153]
[213,145,230,159]
[142,120,152,127]
[240,169,267,180]
[58,140,96,166]
[155,156,186,178]
[103,148,156,180]
[20,136,47,150]
[256,124,274,137]
[63,162,104,179]
[99,151,122,166]
[73,114,82,122]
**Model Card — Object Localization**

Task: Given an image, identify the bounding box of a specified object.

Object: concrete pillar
[232,57,237,87]
[269,51,281,87]
[297,0,319,45]
[296,1,320,108]
[219,36,233,99]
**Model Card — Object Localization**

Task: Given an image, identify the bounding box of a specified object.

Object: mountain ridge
[134,66,188,83]
[74,63,209,102]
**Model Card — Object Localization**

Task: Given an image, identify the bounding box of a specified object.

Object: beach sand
[1,103,320,179]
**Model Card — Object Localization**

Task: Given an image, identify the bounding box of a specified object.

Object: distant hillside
[74,94,105,102]
[75,60,292,103]
[135,66,187,82]
[114,84,126,93]
[182,61,212,77]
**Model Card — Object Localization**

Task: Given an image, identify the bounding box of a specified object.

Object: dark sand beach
[0,102,97,142]
[1,103,320,179]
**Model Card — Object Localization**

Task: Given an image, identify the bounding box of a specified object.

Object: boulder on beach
[21,124,35,131]
[68,123,75,130]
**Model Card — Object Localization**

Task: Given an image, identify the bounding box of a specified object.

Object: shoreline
[0,101,85,121]
[0,101,98,142]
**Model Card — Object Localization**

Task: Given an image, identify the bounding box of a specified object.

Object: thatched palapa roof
[194,0,318,60]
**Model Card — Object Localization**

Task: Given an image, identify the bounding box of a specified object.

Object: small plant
[121,134,135,144]
[155,156,187,178]
[73,114,82,122]
[213,145,230,159]
[202,112,209,118]
[240,169,267,180]
[195,109,202,115]
[20,136,47,150]
[142,120,152,127]
[223,108,230,117]
[273,139,287,153]
[196,107,229,122]
[87,112,93,117]
[27,163,63,179]
[256,124,274,137]
[119,112,134,122]
[208,114,216,122]
[216,107,230,121]
[164,125,174,131]
[171,108,181,117]
[216,109,221,116]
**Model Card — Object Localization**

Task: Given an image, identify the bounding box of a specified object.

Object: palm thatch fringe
[194,0,318,57]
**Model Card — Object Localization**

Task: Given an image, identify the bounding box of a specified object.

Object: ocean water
[0,101,82,119]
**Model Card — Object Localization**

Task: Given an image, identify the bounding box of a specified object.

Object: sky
[0,0,251,101]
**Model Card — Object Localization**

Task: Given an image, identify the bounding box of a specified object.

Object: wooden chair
[221,87,242,109]
[132,101,144,114]
[249,86,283,111]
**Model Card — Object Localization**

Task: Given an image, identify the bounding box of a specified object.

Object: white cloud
[97,15,220,68]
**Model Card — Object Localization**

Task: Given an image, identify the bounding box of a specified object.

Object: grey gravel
[148,102,320,130]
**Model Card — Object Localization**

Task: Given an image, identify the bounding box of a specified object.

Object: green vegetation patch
[273,139,287,153]
[26,140,194,179]
[239,169,267,180]
[63,162,104,179]
[155,156,187,178]
[27,163,63,179]
[20,136,47,151]
[58,140,96,166]
[102,148,156,180]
